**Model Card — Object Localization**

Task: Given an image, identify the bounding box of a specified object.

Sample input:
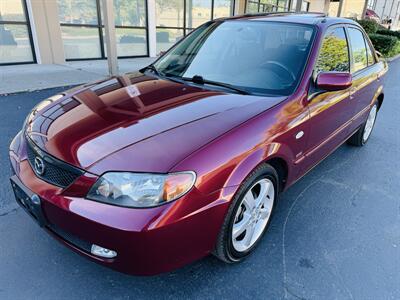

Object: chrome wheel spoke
[243,191,255,210]
[232,212,251,239]
[244,223,256,246]
[255,181,270,207]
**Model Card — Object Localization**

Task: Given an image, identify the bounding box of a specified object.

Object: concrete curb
[387,53,400,62]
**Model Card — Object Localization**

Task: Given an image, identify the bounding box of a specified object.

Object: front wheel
[213,164,278,263]
[347,103,378,147]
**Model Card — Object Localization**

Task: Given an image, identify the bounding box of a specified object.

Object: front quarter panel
[171,94,310,196]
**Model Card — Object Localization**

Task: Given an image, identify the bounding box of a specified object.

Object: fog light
[91,244,117,258]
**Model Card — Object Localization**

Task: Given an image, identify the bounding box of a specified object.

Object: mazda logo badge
[34,156,45,176]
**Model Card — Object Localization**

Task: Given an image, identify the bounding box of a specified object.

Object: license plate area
[10,175,47,227]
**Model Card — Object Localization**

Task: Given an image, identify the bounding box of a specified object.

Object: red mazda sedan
[9,13,388,275]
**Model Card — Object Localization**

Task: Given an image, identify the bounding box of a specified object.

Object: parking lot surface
[0,60,399,299]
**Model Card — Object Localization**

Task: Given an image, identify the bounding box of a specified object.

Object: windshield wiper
[140,64,162,76]
[182,75,251,95]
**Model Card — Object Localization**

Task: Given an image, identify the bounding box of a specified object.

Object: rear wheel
[347,102,378,147]
[214,164,278,263]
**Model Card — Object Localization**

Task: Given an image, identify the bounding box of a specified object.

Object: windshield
[153,20,315,96]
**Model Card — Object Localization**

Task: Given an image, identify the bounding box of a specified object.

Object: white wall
[27,0,65,64]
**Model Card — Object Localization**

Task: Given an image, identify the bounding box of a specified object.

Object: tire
[347,102,378,147]
[213,163,279,263]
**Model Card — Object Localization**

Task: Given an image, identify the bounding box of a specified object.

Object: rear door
[302,26,353,172]
[346,26,381,131]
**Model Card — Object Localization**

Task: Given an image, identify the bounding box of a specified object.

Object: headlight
[87,172,196,208]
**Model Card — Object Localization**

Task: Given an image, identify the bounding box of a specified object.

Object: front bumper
[9,132,234,275]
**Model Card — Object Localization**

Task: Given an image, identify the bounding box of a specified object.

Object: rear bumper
[9,131,233,275]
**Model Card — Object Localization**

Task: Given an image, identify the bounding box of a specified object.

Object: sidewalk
[0,57,155,95]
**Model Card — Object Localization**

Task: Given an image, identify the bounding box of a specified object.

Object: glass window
[246,0,290,13]
[247,2,259,13]
[61,26,102,59]
[186,0,212,29]
[213,0,234,19]
[155,0,184,28]
[315,27,350,74]
[0,0,35,64]
[0,24,33,63]
[0,0,26,22]
[155,0,234,55]
[365,39,375,66]
[114,0,147,27]
[57,0,99,25]
[58,0,101,59]
[154,21,315,95]
[116,28,147,57]
[113,0,148,56]
[301,1,310,11]
[348,27,368,72]
[58,0,148,59]
[156,28,184,54]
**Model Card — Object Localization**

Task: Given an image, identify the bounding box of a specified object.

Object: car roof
[220,12,359,27]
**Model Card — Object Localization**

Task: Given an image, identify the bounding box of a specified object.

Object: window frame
[345,25,375,74]
[0,0,36,66]
[313,24,351,78]
[59,0,149,61]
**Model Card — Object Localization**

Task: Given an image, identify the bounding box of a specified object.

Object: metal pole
[147,0,157,57]
[382,0,389,17]
[295,0,302,12]
[337,0,345,17]
[101,0,119,76]
[362,0,369,19]
[389,0,396,18]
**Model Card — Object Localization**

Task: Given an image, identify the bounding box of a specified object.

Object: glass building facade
[155,0,235,54]
[58,0,148,60]
[245,0,311,13]
[0,0,371,65]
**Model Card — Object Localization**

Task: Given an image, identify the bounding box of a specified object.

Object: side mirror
[316,72,352,91]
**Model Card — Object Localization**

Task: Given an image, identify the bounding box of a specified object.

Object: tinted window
[154,21,315,96]
[315,27,349,74]
[348,28,368,72]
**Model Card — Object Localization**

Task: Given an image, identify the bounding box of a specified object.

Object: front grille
[26,137,84,188]
[47,223,92,253]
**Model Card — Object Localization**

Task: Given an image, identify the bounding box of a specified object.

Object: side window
[315,27,350,74]
[348,28,368,72]
[365,39,376,66]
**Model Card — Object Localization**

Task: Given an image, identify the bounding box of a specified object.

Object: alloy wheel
[363,104,378,143]
[231,178,275,252]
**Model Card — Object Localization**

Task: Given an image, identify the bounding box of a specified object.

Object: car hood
[25,73,285,175]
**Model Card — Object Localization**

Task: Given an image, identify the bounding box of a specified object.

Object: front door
[302,26,353,172]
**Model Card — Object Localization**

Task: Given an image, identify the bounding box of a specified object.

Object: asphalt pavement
[0,60,399,299]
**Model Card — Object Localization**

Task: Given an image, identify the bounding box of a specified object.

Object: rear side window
[315,27,350,74]
[348,28,368,72]
[365,39,375,65]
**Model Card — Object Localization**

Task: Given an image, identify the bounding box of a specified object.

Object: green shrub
[376,29,400,39]
[369,34,398,56]
[387,40,400,57]
[357,19,379,34]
